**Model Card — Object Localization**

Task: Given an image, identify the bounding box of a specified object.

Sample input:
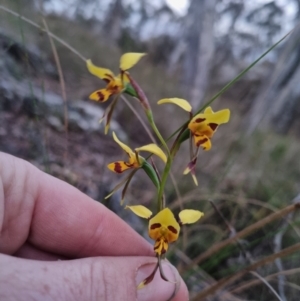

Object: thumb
[0,254,188,301]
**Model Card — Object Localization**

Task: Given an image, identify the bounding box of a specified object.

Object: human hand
[0,152,188,301]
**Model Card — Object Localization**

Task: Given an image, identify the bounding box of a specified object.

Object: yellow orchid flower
[107,132,167,174]
[183,107,230,183]
[126,205,204,288]
[105,132,167,203]
[87,53,146,102]
[157,99,230,150]
[126,206,203,255]
[157,98,230,185]
[188,106,230,151]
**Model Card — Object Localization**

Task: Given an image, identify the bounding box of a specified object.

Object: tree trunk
[246,21,300,134]
[272,64,300,134]
[183,0,216,109]
[104,0,124,43]
[182,0,204,98]
[189,0,216,109]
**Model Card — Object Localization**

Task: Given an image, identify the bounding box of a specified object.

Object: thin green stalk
[157,157,172,211]
[155,139,186,211]
[146,111,170,156]
[145,111,172,211]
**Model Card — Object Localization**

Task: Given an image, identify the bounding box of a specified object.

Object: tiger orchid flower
[183,107,230,183]
[105,132,167,203]
[87,53,146,102]
[188,106,230,150]
[107,132,167,173]
[157,98,230,185]
[86,53,146,133]
[126,205,204,288]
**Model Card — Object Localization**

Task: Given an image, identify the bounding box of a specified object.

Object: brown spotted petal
[188,115,207,134]
[193,134,211,151]
[148,208,180,255]
[106,78,123,94]
[188,107,230,139]
[89,88,113,102]
[107,161,134,173]
[154,238,168,255]
[208,122,218,131]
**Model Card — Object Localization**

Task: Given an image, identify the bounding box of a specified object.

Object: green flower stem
[157,156,172,211]
[146,111,170,156]
[145,110,172,211]
[156,138,184,211]
[170,126,189,156]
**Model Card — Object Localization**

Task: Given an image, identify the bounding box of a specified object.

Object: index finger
[0,152,153,258]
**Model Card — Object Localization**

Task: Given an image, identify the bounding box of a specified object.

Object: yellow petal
[204,106,213,114]
[193,134,211,150]
[207,109,230,124]
[157,98,192,112]
[86,59,114,80]
[126,205,153,219]
[89,89,112,102]
[154,238,168,255]
[107,161,133,173]
[179,209,204,224]
[120,53,146,70]
[192,108,230,125]
[135,144,167,163]
[112,132,134,155]
[189,109,230,137]
[188,117,207,134]
[149,208,180,242]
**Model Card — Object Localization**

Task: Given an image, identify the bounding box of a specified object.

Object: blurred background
[1,0,300,300]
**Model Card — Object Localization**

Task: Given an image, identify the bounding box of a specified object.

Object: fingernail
[136,261,180,301]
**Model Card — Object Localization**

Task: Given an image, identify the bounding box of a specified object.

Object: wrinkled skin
[0,152,188,301]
